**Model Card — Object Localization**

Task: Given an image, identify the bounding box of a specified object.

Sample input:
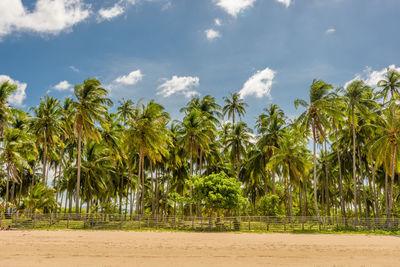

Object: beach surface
[0,230,399,266]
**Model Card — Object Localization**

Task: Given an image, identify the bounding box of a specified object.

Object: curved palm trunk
[312,124,320,219]
[351,107,358,218]
[75,132,82,215]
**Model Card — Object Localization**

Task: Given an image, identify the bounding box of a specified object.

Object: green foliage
[193,172,244,215]
[23,183,56,213]
[258,195,284,216]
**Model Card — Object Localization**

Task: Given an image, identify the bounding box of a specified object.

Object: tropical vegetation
[1,70,400,220]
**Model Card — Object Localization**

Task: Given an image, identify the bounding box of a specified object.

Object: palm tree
[342,80,376,217]
[377,69,400,104]
[256,104,285,194]
[72,79,112,215]
[126,100,170,215]
[0,81,17,138]
[224,122,252,180]
[268,129,311,216]
[367,104,400,218]
[222,92,248,127]
[30,96,62,184]
[295,79,335,218]
[0,127,35,210]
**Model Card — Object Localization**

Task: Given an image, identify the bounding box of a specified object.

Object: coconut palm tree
[342,80,376,217]
[224,122,252,180]
[72,78,112,215]
[0,81,17,138]
[30,96,63,184]
[256,104,286,194]
[126,100,170,215]
[367,104,400,218]
[222,92,248,127]
[268,128,311,216]
[377,69,400,104]
[295,79,335,218]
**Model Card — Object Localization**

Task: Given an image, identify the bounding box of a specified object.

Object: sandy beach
[0,231,399,266]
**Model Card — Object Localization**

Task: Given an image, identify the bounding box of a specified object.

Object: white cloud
[98,3,125,21]
[214,0,256,17]
[53,80,73,91]
[157,76,200,98]
[276,0,291,8]
[69,65,80,72]
[114,70,143,85]
[0,75,27,107]
[0,0,90,39]
[205,29,221,41]
[239,67,276,98]
[326,28,336,34]
[215,18,222,26]
[183,90,200,98]
[345,65,400,89]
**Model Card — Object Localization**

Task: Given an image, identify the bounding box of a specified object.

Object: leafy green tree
[192,172,243,216]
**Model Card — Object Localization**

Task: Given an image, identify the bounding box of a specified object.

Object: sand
[0,231,399,267]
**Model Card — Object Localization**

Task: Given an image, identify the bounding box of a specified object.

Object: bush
[258,194,284,216]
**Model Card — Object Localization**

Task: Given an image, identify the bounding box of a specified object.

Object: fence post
[284,217,286,232]
[248,216,251,231]
[138,215,141,229]
[67,214,70,229]
[120,216,123,230]
[50,212,53,227]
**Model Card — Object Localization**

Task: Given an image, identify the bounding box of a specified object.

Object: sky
[0,0,400,127]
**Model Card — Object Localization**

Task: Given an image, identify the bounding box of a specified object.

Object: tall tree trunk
[312,124,321,219]
[388,146,397,218]
[5,165,10,213]
[358,146,368,219]
[141,155,145,215]
[371,163,379,218]
[351,107,358,217]
[136,152,142,216]
[75,131,82,215]
[43,136,47,184]
[385,171,388,216]
[324,141,330,218]
[299,176,303,216]
[55,147,65,214]
[150,161,154,216]
[272,171,275,195]
[189,143,193,217]
[156,168,160,216]
[335,135,345,216]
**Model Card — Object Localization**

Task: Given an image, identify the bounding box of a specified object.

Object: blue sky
[0,0,400,127]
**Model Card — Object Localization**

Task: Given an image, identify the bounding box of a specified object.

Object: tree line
[1,69,400,219]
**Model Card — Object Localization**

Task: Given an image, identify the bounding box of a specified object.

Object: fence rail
[1,213,400,232]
